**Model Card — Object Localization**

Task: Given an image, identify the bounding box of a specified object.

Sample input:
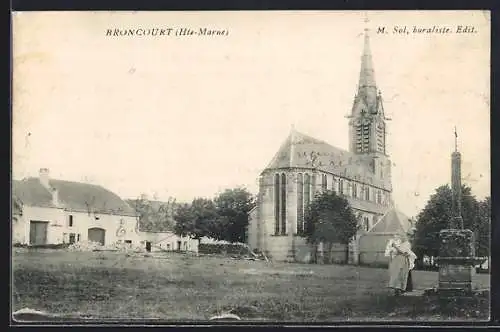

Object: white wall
[13,204,141,246]
[14,205,66,244]
[138,231,199,252]
[64,211,139,245]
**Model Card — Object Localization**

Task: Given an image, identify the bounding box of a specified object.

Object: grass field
[12,249,490,322]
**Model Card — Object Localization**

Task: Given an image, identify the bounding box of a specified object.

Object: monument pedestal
[436,229,484,296]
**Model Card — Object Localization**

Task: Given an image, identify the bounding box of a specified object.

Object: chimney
[51,187,59,206]
[39,168,50,189]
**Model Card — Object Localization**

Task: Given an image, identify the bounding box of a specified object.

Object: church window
[311,173,317,198]
[365,186,370,201]
[280,173,287,235]
[352,183,358,198]
[304,174,311,212]
[297,173,304,234]
[321,174,327,191]
[274,174,280,235]
[363,217,370,231]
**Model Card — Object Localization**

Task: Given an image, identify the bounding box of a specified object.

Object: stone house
[12,168,140,246]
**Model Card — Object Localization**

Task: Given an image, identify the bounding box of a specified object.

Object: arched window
[311,173,317,198]
[304,173,311,211]
[280,173,287,235]
[297,173,304,234]
[274,174,280,235]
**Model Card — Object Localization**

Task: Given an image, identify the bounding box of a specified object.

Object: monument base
[437,229,484,296]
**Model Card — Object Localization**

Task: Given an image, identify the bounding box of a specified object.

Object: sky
[12,11,490,218]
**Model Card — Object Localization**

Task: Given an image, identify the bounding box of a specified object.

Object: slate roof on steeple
[356,23,379,113]
[12,177,136,216]
[368,208,413,234]
[264,128,389,190]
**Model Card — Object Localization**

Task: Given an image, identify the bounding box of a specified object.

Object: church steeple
[357,23,378,109]
[349,17,388,156]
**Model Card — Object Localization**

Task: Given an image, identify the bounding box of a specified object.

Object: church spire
[357,16,378,108]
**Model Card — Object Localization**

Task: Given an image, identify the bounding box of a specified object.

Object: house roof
[264,129,391,190]
[368,207,412,234]
[12,177,136,216]
[347,197,389,215]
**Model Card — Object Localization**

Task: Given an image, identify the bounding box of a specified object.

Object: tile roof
[264,129,391,190]
[368,208,412,234]
[13,177,136,216]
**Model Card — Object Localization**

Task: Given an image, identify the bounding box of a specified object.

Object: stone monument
[436,128,483,296]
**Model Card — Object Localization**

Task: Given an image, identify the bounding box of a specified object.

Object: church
[247,27,412,264]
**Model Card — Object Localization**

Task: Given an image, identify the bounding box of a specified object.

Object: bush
[199,243,251,256]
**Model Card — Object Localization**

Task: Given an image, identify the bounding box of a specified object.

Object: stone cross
[450,127,464,229]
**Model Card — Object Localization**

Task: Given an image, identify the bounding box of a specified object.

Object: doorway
[29,221,48,245]
[88,227,106,245]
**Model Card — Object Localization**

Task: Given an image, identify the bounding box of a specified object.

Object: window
[339,180,344,195]
[321,174,327,191]
[77,234,81,242]
[377,190,382,204]
[297,173,304,234]
[166,243,171,250]
[364,217,370,231]
[352,183,358,198]
[304,174,311,210]
[69,233,76,244]
[68,215,74,227]
[274,174,280,235]
[125,240,132,245]
[365,186,370,201]
[280,173,287,235]
[311,173,317,198]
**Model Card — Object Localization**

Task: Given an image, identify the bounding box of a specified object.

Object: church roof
[368,208,413,234]
[264,128,388,189]
[12,177,136,216]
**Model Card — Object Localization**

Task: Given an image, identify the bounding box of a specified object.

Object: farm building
[125,197,198,253]
[12,168,140,247]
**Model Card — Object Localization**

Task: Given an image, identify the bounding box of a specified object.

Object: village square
[11,12,490,323]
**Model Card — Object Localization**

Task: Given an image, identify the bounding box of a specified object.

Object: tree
[412,185,489,266]
[304,190,359,264]
[213,188,256,243]
[128,195,176,232]
[476,196,491,258]
[173,198,218,244]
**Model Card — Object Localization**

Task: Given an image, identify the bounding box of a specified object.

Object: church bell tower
[348,20,392,187]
